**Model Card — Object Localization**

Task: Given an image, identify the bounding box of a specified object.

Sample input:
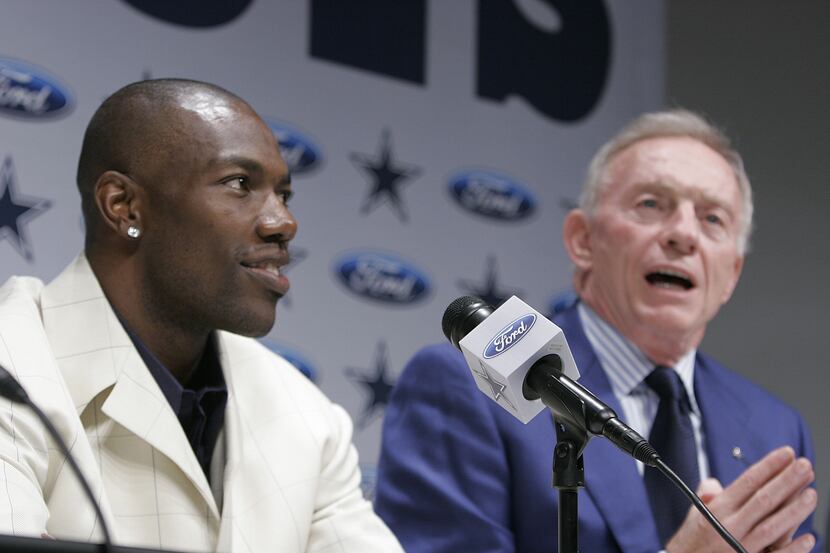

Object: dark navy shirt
[120,320,227,480]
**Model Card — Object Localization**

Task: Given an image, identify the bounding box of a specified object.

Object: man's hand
[666,446,817,553]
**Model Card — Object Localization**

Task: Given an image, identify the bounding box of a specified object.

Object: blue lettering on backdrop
[309,0,610,121]
[449,170,536,221]
[335,251,430,305]
[309,0,427,84]
[477,0,610,121]
[264,119,323,175]
[121,0,252,27]
[0,58,72,119]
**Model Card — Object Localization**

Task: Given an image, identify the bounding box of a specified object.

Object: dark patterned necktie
[643,366,700,545]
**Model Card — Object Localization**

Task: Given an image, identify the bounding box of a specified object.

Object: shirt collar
[115,315,226,414]
[577,302,700,414]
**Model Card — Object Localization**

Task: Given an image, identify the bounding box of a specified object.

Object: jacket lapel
[100,351,220,520]
[40,253,220,521]
[556,306,662,553]
[695,356,753,485]
[215,332,310,553]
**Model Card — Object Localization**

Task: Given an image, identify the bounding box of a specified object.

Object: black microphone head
[441,296,495,350]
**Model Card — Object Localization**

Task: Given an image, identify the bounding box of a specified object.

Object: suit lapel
[215,331,272,551]
[215,333,240,551]
[695,356,752,485]
[216,332,309,553]
[40,253,220,521]
[100,350,220,520]
[557,307,662,553]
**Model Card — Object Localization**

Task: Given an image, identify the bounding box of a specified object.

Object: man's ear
[719,254,744,305]
[93,171,143,239]
[562,209,594,272]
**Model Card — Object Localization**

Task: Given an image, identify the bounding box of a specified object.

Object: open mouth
[240,259,289,295]
[645,270,694,290]
[241,260,282,275]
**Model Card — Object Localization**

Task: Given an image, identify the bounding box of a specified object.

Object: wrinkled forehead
[603,136,741,199]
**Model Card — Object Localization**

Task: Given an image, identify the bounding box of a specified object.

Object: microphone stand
[524,357,592,553]
[551,417,589,553]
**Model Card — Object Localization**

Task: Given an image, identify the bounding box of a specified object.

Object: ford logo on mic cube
[459,295,579,423]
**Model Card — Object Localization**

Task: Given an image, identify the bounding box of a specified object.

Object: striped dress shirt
[577,303,710,481]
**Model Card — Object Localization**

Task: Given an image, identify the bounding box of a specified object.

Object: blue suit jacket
[375,304,819,552]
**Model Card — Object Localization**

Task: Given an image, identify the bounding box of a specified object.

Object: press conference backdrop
[0,0,664,491]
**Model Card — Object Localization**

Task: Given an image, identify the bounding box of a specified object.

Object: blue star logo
[350,129,420,223]
[457,255,522,308]
[345,341,397,428]
[0,157,51,262]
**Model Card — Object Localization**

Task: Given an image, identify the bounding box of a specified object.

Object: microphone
[442,295,658,465]
[0,363,114,549]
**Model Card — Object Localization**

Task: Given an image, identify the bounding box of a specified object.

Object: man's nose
[662,203,699,254]
[256,192,297,243]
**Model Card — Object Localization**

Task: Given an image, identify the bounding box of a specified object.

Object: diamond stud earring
[127,226,141,239]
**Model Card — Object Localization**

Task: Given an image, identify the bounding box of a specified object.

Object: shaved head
[76,79,252,243]
[76,77,296,374]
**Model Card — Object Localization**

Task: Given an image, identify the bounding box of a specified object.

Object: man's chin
[234,323,276,338]
[219,306,277,337]
[637,304,700,334]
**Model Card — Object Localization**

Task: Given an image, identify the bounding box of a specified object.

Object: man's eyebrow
[212,156,292,185]
[637,181,735,214]
[213,155,264,174]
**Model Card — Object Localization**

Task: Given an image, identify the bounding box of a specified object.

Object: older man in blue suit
[375,110,819,553]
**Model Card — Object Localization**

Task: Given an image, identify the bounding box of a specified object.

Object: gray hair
[579,109,753,255]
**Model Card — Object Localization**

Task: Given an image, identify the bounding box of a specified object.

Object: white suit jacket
[0,255,403,553]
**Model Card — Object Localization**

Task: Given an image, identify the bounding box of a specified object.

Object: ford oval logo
[265,119,323,175]
[335,251,430,305]
[449,170,536,221]
[0,58,72,119]
[483,313,537,358]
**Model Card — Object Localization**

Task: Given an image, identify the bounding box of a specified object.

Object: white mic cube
[459,295,579,423]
